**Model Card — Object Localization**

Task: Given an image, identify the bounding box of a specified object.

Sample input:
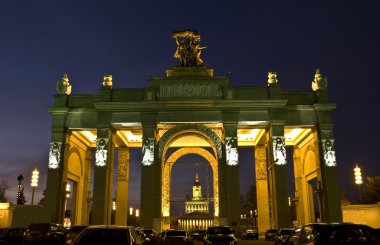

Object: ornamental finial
[172,30,206,67]
[103,74,112,88]
[267,71,278,86]
[56,74,72,95]
[311,69,328,91]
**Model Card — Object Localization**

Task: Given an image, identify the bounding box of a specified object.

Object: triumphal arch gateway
[44,30,342,234]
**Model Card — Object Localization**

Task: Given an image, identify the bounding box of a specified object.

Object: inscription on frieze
[158,82,223,98]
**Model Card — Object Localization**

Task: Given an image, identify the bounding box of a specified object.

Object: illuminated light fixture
[135,209,139,217]
[130,207,133,215]
[81,131,97,142]
[66,183,71,198]
[237,129,260,141]
[112,201,116,211]
[30,168,39,205]
[124,131,142,142]
[163,210,169,217]
[31,169,39,187]
[285,128,303,140]
[354,164,363,185]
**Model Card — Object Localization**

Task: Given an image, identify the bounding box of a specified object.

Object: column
[115,147,130,225]
[91,127,114,225]
[222,114,240,230]
[45,106,69,224]
[292,148,305,226]
[80,149,93,225]
[255,144,270,236]
[317,126,342,222]
[140,119,159,229]
[268,122,291,228]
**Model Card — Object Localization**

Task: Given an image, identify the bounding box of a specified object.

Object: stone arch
[301,144,319,223]
[158,124,223,160]
[67,147,84,178]
[162,147,219,219]
[303,145,317,177]
[157,124,223,228]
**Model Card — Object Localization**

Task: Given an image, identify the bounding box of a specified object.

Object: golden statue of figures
[172,30,206,66]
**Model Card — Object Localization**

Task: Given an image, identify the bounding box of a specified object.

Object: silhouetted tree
[16,175,26,205]
[0,180,8,202]
[241,185,257,215]
[38,189,47,206]
[361,176,380,204]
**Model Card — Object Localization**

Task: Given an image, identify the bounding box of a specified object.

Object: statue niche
[172,29,206,67]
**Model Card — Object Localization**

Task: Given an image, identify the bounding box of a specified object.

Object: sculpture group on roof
[172,29,206,67]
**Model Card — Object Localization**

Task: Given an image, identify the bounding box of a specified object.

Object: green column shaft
[317,126,342,222]
[223,118,240,230]
[268,123,291,228]
[91,128,114,225]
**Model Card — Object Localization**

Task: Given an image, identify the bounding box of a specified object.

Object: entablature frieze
[93,100,288,111]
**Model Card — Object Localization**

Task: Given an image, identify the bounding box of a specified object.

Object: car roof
[84,225,135,229]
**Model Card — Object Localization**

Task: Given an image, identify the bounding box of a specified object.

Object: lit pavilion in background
[178,172,213,231]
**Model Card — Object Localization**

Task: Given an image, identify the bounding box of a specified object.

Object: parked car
[141,229,162,244]
[24,223,67,245]
[285,223,380,245]
[203,226,237,245]
[265,229,278,240]
[190,230,204,241]
[274,228,294,245]
[163,230,193,245]
[241,229,259,240]
[0,227,25,245]
[71,225,143,245]
[65,225,88,245]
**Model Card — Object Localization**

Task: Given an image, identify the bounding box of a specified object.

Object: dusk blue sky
[1,1,379,214]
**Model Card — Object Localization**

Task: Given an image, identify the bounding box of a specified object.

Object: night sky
[1,1,380,214]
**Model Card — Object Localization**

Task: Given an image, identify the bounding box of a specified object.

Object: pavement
[194,239,274,245]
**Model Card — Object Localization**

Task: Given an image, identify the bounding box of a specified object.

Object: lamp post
[31,168,39,205]
[250,210,253,228]
[354,163,363,202]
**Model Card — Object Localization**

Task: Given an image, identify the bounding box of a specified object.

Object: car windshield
[207,227,232,235]
[267,229,278,233]
[28,223,50,231]
[165,230,186,237]
[74,228,130,245]
[279,229,294,235]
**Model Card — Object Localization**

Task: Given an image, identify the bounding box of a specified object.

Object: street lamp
[31,168,39,205]
[354,163,363,201]
[66,183,71,198]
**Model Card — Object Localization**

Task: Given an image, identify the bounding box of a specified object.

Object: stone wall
[342,203,380,228]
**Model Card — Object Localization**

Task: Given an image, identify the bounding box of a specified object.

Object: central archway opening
[170,154,214,230]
